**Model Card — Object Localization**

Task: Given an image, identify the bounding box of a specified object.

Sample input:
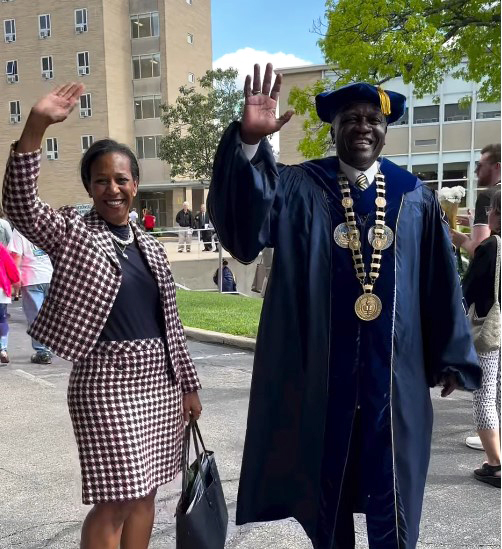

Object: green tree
[158,68,244,181]
[289,0,501,158]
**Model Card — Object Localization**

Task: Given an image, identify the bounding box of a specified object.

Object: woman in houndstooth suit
[3,83,202,548]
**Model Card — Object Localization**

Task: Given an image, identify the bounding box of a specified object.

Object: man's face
[475,152,499,187]
[183,203,188,212]
[332,102,387,170]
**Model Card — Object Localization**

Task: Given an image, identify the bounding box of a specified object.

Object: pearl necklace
[109,224,134,259]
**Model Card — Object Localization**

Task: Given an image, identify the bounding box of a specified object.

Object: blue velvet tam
[315,82,406,125]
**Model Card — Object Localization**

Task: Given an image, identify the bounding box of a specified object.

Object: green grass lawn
[176,289,263,338]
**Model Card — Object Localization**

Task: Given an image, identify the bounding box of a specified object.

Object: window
[414,138,437,146]
[132,53,160,79]
[46,137,58,160]
[80,93,92,117]
[444,103,471,122]
[134,95,161,119]
[130,12,159,38]
[41,56,54,79]
[39,14,51,38]
[476,101,501,119]
[4,19,15,42]
[188,72,195,83]
[389,107,409,126]
[136,135,162,159]
[186,0,193,4]
[81,135,94,152]
[187,33,193,44]
[77,51,90,76]
[75,8,88,33]
[9,100,20,124]
[6,60,18,83]
[413,105,439,124]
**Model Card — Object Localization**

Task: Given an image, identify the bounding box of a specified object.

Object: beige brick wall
[102,0,134,149]
[279,69,323,165]
[0,0,109,208]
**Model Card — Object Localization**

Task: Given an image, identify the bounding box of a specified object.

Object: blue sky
[212,0,327,81]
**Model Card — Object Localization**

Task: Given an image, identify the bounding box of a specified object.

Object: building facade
[0,0,212,226]
[277,64,501,210]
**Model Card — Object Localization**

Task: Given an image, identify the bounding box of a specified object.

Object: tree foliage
[289,0,501,159]
[158,68,243,180]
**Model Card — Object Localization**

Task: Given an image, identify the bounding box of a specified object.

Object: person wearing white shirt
[8,229,54,364]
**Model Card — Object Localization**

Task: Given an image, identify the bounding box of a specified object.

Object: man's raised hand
[240,63,294,145]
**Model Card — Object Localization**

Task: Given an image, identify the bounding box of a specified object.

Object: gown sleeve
[420,189,481,390]
[207,121,286,263]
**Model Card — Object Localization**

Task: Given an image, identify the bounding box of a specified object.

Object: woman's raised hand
[240,63,294,145]
[17,83,86,153]
[31,82,85,126]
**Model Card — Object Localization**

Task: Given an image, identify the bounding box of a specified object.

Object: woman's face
[88,152,138,225]
[488,206,500,233]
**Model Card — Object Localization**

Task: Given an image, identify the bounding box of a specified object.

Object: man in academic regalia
[207,64,480,549]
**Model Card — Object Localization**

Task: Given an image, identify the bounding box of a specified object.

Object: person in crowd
[175,202,194,252]
[0,242,20,364]
[462,190,501,487]
[213,259,237,292]
[451,143,501,256]
[129,207,138,223]
[9,229,54,364]
[194,203,212,251]
[0,208,12,247]
[142,209,156,232]
[208,63,480,549]
[3,83,202,549]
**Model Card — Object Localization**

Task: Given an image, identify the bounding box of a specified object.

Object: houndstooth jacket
[2,146,200,394]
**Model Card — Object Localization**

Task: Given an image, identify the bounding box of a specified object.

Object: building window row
[6,53,91,82]
[132,53,160,79]
[136,135,162,159]
[4,9,88,42]
[9,94,92,124]
[42,135,95,160]
[134,95,161,119]
[390,102,501,126]
[130,12,159,39]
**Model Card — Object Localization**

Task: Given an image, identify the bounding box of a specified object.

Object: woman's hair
[490,190,501,235]
[80,139,140,191]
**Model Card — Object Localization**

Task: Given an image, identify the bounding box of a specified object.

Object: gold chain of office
[336,172,394,321]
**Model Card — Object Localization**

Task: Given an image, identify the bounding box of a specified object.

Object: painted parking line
[13,369,55,388]
[192,352,248,360]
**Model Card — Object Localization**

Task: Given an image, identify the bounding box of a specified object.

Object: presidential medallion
[355,293,382,321]
[368,225,394,250]
[334,223,359,248]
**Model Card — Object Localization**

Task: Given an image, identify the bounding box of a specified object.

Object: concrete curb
[184,326,256,351]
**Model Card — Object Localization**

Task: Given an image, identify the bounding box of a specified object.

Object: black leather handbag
[176,420,228,549]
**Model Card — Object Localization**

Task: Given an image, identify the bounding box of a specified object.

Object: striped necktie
[355,173,369,190]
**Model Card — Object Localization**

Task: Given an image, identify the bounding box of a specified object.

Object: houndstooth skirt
[67,337,184,504]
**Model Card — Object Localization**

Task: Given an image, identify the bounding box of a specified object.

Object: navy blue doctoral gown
[207,122,480,549]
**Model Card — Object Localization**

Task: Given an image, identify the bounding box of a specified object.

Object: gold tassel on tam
[376,86,391,116]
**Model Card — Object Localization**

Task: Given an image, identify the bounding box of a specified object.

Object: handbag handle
[181,423,192,493]
[493,235,500,305]
[181,419,210,493]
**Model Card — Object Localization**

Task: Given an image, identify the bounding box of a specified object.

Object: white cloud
[213,47,312,89]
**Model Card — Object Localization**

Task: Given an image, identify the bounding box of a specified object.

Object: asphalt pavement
[0,303,499,548]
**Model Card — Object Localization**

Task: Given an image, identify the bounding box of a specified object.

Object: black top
[176,209,193,227]
[473,184,500,225]
[98,223,165,341]
[462,235,500,318]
